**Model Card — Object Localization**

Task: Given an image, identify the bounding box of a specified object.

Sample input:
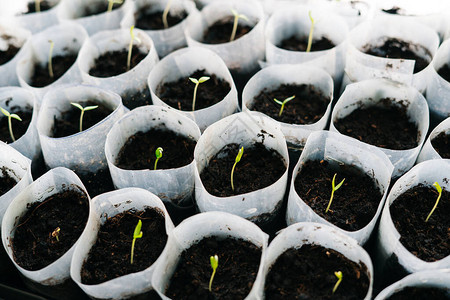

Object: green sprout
[230,9,249,42]
[70,102,98,132]
[425,182,443,222]
[48,40,54,78]
[130,220,143,264]
[0,107,22,142]
[325,173,345,213]
[209,254,219,292]
[189,76,210,111]
[51,227,60,242]
[35,0,42,12]
[154,147,163,170]
[332,271,343,294]
[107,0,123,12]
[162,0,174,29]
[127,26,142,71]
[231,146,244,192]
[273,95,295,117]
[306,11,315,52]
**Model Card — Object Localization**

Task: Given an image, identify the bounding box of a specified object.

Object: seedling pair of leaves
[0,106,22,142]
[70,103,98,132]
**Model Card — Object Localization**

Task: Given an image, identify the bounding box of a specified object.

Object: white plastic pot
[14,0,61,34]
[417,117,450,163]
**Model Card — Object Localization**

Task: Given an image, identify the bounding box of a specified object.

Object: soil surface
[80,207,167,285]
[30,54,78,87]
[437,63,450,83]
[363,37,431,73]
[203,16,254,44]
[0,167,18,197]
[165,236,262,299]
[0,105,33,143]
[12,188,89,271]
[200,143,286,197]
[121,88,152,110]
[279,36,335,52]
[334,98,419,150]
[82,1,123,17]
[136,8,187,30]
[386,286,450,299]
[390,184,450,262]
[116,128,197,170]
[77,168,115,198]
[294,160,382,231]
[157,70,231,111]
[89,46,147,78]
[431,132,450,159]
[250,83,330,124]
[264,244,370,300]
[25,1,55,13]
[0,37,20,65]
[51,100,113,138]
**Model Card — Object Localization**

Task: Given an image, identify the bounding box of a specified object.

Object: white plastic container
[14,0,61,34]
[417,117,450,163]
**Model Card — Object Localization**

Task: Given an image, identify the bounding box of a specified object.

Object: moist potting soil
[30,54,78,87]
[437,63,450,83]
[80,207,167,285]
[0,38,20,65]
[77,168,115,198]
[0,167,18,197]
[136,8,187,30]
[121,88,152,110]
[294,159,382,231]
[431,132,450,159]
[386,286,450,300]
[0,105,33,143]
[203,16,254,44]
[279,36,335,52]
[89,46,147,78]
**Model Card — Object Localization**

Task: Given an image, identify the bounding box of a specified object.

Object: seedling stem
[48,40,54,78]
[51,227,60,242]
[332,271,343,294]
[154,147,163,170]
[70,102,98,132]
[162,0,174,29]
[425,182,442,222]
[325,173,345,213]
[35,0,41,12]
[107,0,123,12]
[0,107,22,142]
[130,220,143,264]
[306,11,315,52]
[189,76,210,111]
[209,254,219,292]
[230,9,248,42]
[273,95,295,116]
[127,26,142,71]
[231,146,244,191]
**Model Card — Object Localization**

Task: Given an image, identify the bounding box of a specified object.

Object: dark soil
[203,16,254,44]
[0,36,20,65]
[0,105,33,143]
[82,1,123,17]
[264,244,370,300]
[363,37,431,73]
[165,236,262,299]
[136,8,187,30]
[382,7,403,14]
[77,168,115,198]
[116,128,197,170]
[279,36,335,52]
[386,286,450,299]
[0,167,18,197]
[121,88,152,110]
[157,70,231,111]
[89,46,147,78]
[334,98,419,150]
[200,143,286,197]
[390,184,450,262]
[250,83,330,124]
[294,160,382,231]
[30,54,78,87]
[437,63,450,83]
[80,207,167,285]
[25,1,55,13]
[431,132,450,159]
[11,188,89,271]
[51,100,113,138]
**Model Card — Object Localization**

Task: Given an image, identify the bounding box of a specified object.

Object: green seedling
[230,146,244,192]
[230,9,249,42]
[127,26,142,71]
[0,107,22,142]
[332,271,343,294]
[154,147,163,170]
[425,182,443,222]
[162,0,174,29]
[325,173,345,213]
[306,11,315,52]
[189,76,210,111]
[70,102,98,132]
[130,220,143,264]
[209,254,219,292]
[48,40,54,78]
[273,95,295,117]
[51,227,60,242]
[35,0,42,12]
[107,0,123,12]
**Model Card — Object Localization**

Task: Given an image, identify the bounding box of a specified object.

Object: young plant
[70,102,98,132]
[0,107,22,142]
[209,254,219,292]
[230,9,249,42]
[306,11,315,53]
[107,0,123,12]
[162,0,174,29]
[35,0,42,12]
[325,173,345,213]
[332,271,343,294]
[189,76,210,111]
[127,26,142,71]
[230,146,244,192]
[51,227,61,242]
[48,40,54,78]
[273,95,295,117]
[425,182,443,222]
[130,220,143,264]
[154,147,163,170]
